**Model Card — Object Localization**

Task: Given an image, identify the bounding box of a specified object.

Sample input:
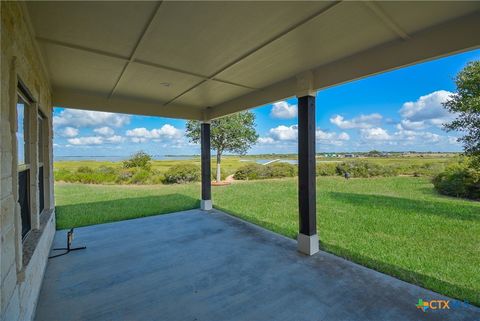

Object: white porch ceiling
[26,1,480,120]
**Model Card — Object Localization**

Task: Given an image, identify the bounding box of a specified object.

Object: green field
[55,175,480,306]
[54,156,246,176]
[54,155,456,182]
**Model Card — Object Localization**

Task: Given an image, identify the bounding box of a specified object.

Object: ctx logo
[416,299,450,312]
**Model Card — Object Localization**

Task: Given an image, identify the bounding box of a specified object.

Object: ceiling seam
[163,0,343,107]
[108,0,164,99]
[36,37,130,60]
[36,37,257,90]
[133,59,258,89]
[363,1,410,40]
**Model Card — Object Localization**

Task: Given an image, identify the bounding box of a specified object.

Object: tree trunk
[216,152,221,182]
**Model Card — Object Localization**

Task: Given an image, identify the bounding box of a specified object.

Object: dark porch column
[297,95,319,255]
[200,121,212,210]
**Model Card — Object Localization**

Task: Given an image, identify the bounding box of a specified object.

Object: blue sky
[53,48,480,156]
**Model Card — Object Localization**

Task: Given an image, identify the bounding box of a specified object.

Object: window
[16,98,29,165]
[38,112,46,213]
[17,93,31,238]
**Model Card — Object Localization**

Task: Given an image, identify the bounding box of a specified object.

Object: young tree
[443,60,480,163]
[123,151,152,170]
[186,112,258,182]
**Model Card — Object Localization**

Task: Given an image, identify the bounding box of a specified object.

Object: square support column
[200,121,212,210]
[297,95,319,255]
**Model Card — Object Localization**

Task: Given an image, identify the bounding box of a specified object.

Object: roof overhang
[25,1,480,120]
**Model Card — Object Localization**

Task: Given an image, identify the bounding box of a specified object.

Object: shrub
[130,169,151,184]
[76,166,94,174]
[97,166,118,175]
[268,162,297,178]
[316,163,338,176]
[211,167,228,181]
[55,169,76,182]
[433,160,480,200]
[149,173,165,185]
[335,161,395,178]
[123,151,152,170]
[115,168,135,184]
[234,162,297,180]
[234,164,267,180]
[164,164,201,184]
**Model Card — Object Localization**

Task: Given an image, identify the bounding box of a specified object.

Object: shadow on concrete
[55,194,199,230]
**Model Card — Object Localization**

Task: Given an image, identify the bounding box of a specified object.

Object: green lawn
[55,176,480,306]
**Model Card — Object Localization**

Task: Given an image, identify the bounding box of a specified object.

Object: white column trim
[297,233,319,256]
[200,200,212,211]
[296,70,316,97]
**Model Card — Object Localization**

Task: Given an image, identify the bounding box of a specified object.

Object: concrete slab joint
[200,200,212,211]
[297,233,319,256]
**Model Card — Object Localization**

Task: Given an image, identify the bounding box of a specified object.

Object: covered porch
[2,1,480,320]
[36,209,479,321]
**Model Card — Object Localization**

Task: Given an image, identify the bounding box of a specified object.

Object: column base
[200,199,212,211]
[297,233,319,255]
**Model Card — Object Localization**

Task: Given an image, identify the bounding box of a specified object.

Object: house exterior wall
[1,2,55,321]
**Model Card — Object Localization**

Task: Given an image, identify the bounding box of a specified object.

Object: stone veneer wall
[1,2,55,321]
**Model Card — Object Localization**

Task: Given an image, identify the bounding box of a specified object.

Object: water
[54,155,196,162]
[240,159,298,165]
[241,159,341,165]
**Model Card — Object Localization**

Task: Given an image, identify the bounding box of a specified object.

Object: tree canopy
[443,60,480,161]
[186,111,258,181]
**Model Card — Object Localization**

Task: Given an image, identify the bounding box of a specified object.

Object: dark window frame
[17,80,35,240]
[38,111,46,214]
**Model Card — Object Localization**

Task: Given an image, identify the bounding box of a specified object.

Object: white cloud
[393,129,442,144]
[59,127,79,138]
[259,125,350,146]
[270,101,297,119]
[130,137,147,143]
[338,132,350,141]
[66,134,125,146]
[269,125,298,141]
[94,126,115,136]
[448,136,459,145]
[397,120,427,130]
[398,90,455,129]
[126,124,183,141]
[316,130,350,146]
[257,137,276,144]
[330,113,382,129]
[54,109,130,128]
[105,135,125,143]
[360,127,391,141]
[67,136,103,146]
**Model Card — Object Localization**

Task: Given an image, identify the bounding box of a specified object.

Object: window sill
[21,208,54,269]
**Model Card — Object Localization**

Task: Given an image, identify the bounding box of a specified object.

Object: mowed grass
[54,183,200,228]
[55,176,480,306]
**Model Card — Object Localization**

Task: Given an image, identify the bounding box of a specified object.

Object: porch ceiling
[26,1,480,120]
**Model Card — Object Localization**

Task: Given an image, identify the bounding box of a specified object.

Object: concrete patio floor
[35,209,479,321]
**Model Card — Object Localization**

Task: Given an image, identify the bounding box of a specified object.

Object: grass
[54,176,480,306]
[55,183,200,228]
